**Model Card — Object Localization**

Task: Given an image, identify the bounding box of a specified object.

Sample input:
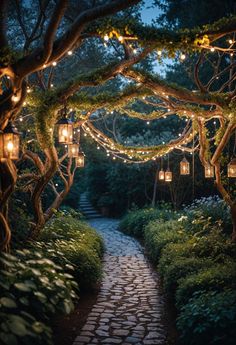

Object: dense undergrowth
[0,209,104,345]
[120,196,236,345]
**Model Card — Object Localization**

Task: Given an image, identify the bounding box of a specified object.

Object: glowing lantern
[1,122,20,160]
[180,157,190,175]
[68,143,79,158]
[165,168,172,182]
[228,158,236,178]
[75,152,85,167]
[56,110,73,144]
[204,163,214,178]
[159,170,165,180]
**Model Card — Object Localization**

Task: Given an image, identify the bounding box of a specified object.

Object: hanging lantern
[228,158,236,178]
[1,122,20,160]
[159,169,165,180]
[68,143,79,158]
[204,163,214,178]
[56,108,73,144]
[165,168,172,182]
[75,152,85,167]
[180,157,190,175]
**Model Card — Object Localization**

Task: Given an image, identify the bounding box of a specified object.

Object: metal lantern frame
[159,169,165,180]
[165,168,172,182]
[75,152,85,167]
[228,157,236,178]
[204,163,214,178]
[68,142,79,158]
[56,105,73,144]
[180,157,190,175]
[1,122,20,160]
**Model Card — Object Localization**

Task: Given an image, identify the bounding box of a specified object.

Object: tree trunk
[0,160,17,251]
[231,203,236,242]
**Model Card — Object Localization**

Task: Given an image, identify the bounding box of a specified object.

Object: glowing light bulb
[180,53,186,60]
[210,47,215,52]
[229,39,233,44]
[11,94,20,102]
[157,50,162,56]
[7,141,14,151]
[104,34,109,41]
[62,129,68,137]
[52,61,57,66]
[118,36,123,42]
[67,50,73,55]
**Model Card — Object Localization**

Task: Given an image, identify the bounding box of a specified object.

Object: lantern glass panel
[165,170,172,182]
[205,164,214,178]
[3,133,20,159]
[68,143,79,157]
[58,123,73,144]
[159,170,165,180]
[76,153,85,167]
[228,158,236,178]
[180,158,190,175]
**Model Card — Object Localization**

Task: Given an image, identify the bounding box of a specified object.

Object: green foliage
[121,197,236,345]
[176,262,236,307]
[182,196,231,233]
[177,290,236,345]
[0,211,103,344]
[144,219,188,264]
[0,250,77,345]
[39,211,104,288]
[162,257,214,296]
[120,205,177,238]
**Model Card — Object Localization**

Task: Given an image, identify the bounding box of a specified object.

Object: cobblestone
[73,219,166,345]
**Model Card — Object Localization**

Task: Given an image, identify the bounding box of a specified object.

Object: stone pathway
[73,219,167,345]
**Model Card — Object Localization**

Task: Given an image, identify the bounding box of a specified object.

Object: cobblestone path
[73,219,167,345]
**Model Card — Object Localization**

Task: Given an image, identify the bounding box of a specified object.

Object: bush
[162,257,214,296]
[1,212,104,344]
[120,206,179,239]
[38,213,104,288]
[0,250,78,345]
[158,228,236,277]
[144,219,188,264]
[176,262,236,307]
[183,196,231,233]
[177,290,236,345]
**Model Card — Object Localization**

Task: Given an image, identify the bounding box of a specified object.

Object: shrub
[158,228,236,277]
[177,290,236,345]
[162,257,214,296]
[183,196,231,233]
[0,250,78,345]
[0,212,104,344]
[144,219,188,264]
[38,213,104,288]
[120,207,179,239]
[176,262,236,307]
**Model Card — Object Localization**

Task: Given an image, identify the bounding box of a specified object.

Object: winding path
[73,219,167,345]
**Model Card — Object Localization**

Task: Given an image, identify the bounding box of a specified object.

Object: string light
[180,53,186,60]
[52,61,57,66]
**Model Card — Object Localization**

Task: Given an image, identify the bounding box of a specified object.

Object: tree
[1,1,236,250]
